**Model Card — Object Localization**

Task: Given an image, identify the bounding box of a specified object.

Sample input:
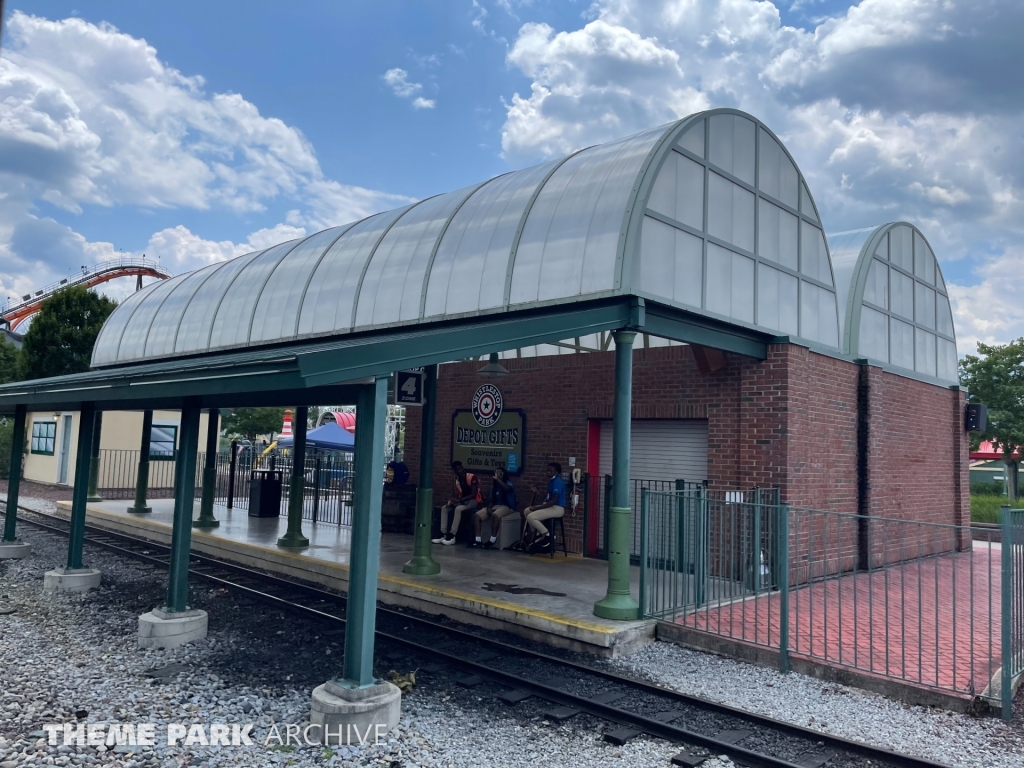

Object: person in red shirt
[432,461,482,545]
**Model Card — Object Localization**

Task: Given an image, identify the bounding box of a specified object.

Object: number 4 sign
[394,369,425,406]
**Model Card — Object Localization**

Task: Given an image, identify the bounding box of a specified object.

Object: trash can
[248,468,283,518]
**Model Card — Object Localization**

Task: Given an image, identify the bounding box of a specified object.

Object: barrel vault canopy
[92,108,841,368]
[829,222,957,384]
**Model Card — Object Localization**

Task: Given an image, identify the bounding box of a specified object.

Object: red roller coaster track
[1,257,172,331]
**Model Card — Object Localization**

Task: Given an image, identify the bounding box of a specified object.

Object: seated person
[470,466,517,549]
[524,462,566,552]
[432,461,482,545]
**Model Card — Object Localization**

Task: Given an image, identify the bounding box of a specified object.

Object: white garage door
[598,419,709,484]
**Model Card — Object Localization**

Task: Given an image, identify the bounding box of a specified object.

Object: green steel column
[1000,505,1013,720]
[777,503,791,674]
[128,410,153,514]
[339,377,388,688]
[86,411,103,502]
[67,403,97,570]
[404,364,440,575]
[278,405,310,547]
[166,406,201,613]
[595,330,640,620]
[2,405,27,542]
[194,410,221,528]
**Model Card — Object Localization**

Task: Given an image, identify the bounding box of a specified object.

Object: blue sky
[1,0,1022,351]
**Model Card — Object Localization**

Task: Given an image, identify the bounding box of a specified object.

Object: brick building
[405,338,968,558]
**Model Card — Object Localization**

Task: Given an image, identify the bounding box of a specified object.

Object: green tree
[221,407,287,442]
[960,338,1024,503]
[18,287,117,380]
[0,335,19,384]
[0,417,14,479]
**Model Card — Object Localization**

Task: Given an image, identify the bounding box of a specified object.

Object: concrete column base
[138,608,208,649]
[309,680,401,745]
[0,540,32,559]
[43,567,101,592]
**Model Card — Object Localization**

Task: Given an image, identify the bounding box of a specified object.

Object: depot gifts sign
[450,384,526,475]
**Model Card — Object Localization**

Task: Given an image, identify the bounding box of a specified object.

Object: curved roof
[92,108,840,367]
[830,222,957,383]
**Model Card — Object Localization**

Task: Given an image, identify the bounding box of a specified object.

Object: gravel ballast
[0,498,723,768]
[3,493,1022,767]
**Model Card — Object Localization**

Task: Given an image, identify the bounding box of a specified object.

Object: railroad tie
[603,727,641,746]
[794,751,835,768]
[670,751,706,767]
[588,690,627,705]
[497,689,532,705]
[541,706,582,722]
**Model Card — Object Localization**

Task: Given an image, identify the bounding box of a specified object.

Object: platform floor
[53,499,655,657]
[675,545,1004,700]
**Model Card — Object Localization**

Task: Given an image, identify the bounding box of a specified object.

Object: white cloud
[500,0,1024,349]
[383,68,436,108]
[0,12,410,307]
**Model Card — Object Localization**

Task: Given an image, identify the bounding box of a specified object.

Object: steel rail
[4,504,949,768]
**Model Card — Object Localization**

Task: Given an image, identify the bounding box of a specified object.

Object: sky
[0,0,1021,355]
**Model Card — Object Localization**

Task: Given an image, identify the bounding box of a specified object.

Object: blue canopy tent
[278,421,355,452]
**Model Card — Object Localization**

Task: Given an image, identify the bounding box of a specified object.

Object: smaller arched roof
[830,222,957,383]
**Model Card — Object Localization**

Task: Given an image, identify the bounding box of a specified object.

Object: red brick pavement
[678,546,1002,696]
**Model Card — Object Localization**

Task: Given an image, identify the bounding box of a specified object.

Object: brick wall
[403,343,969,558]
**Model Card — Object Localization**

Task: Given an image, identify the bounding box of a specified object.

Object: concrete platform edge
[53,501,654,658]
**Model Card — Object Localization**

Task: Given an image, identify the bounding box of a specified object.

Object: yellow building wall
[21,410,215,487]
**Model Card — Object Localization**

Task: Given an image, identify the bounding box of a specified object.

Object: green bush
[970,480,1006,496]
[971,494,1008,524]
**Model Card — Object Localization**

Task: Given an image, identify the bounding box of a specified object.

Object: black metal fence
[95,447,355,525]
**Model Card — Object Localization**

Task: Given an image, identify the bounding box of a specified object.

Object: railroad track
[2,504,948,768]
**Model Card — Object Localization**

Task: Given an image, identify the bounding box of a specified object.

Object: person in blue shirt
[525,462,566,548]
[470,466,517,549]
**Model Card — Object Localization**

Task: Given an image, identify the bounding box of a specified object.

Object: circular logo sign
[472,384,503,428]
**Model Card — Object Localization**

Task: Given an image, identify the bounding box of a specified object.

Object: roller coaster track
[1,257,172,330]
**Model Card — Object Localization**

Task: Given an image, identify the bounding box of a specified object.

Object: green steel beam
[166,405,201,613]
[641,303,769,359]
[339,377,388,688]
[2,405,26,542]
[278,405,310,548]
[86,411,103,502]
[297,300,634,387]
[128,409,154,514]
[194,409,221,528]
[404,364,440,575]
[0,295,770,415]
[67,403,96,570]
[594,330,641,621]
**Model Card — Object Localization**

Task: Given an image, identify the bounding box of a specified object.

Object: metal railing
[94,447,355,525]
[1,257,171,318]
[640,488,1024,716]
[582,474,771,561]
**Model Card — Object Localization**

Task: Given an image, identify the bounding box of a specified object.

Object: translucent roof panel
[144,263,223,358]
[423,163,557,318]
[91,280,163,365]
[91,108,846,367]
[298,206,413,336]
[509,124,668,305]
[633,111,839,347]
[208,240,300,351]
[174,250,265,355]
[116,274,191,361]
[250,226,352,343]
[355,184,483,328]
[834,222,957,384]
